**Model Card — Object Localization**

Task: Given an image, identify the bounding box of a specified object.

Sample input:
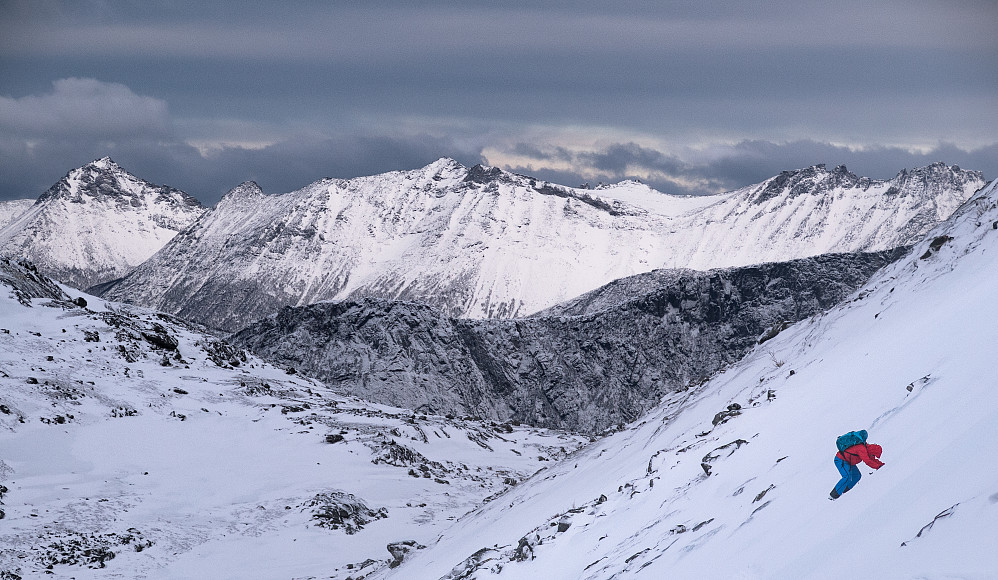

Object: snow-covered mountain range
[1,154,994,578]
[0,158,205,290]
[0,257,585,578]
[386,176,998,579]
[99,160,983,332]
[232,249,906,433]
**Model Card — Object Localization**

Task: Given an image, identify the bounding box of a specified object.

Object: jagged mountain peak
[462,163,509,184]
[890,161,984,193]
[99,157,984,331]
[748,162,984,206]
[220,180,267,203]
[750,163,866,203]
[0,158,207,289]
[37,157,201,210]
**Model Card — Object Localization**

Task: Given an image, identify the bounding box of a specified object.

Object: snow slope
[0,200,33,229]
[0,158,205,290]
[100,160,982,332]
[0,259,585,579]
[389,178,998,579]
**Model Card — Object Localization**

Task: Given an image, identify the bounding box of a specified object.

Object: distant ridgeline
[97,159,982,332]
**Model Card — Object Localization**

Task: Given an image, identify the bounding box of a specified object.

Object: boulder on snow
[300,491,388,534]
[140,323,178,351]
[711,403,742,426]
[387,540,426,568]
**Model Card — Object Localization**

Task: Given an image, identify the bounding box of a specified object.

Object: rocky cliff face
[0,157,205,289]
[100,159,980,332]
[232,249,907,432]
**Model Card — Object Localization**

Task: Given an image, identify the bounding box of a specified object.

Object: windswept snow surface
[101,160,982,331]
[0,260,585,579]
[0,158,205,290]
[0,200,33,229]
[390,179,998,579]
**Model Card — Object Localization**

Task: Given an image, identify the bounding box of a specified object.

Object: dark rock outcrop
[0,258,72,306]
[232,249,907,432]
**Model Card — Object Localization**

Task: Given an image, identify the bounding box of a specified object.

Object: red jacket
[837,443,884,469]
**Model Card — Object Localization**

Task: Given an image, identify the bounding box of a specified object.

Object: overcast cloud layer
[1,0,996,203]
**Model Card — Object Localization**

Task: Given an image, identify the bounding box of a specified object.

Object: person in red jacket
[830,441,884,500]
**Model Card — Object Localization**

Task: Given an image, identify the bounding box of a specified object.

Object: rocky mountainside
[232,249,907,432]
[100,159,982,332]
[0,157,205,289]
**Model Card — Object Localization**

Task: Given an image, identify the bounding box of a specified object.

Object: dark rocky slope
[232,249,907,432]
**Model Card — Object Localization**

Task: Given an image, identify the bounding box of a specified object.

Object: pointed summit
[217,181,266,207]
[0,159,206,289]
[88,156,118,170]
[226,181,265,198]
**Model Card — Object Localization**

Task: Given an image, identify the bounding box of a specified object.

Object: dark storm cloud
[577,144,687,177]
[0,130,484,204]
[0,1,995,202]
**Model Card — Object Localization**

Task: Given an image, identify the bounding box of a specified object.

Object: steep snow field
[389,179,998,578]
[0,200,33,229]
[0,262,585,579]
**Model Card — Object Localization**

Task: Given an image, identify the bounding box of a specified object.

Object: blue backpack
[836,430,868,452]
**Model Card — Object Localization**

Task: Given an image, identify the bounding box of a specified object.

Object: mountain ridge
[99,158,983,332]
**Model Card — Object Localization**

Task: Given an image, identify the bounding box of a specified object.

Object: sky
[1,0,996,204]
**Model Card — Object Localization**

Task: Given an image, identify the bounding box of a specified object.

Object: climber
[829,430,884,500]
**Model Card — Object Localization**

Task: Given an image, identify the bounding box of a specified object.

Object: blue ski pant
[834,457,861,496]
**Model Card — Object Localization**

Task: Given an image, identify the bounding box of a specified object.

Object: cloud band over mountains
[1,1,995,202]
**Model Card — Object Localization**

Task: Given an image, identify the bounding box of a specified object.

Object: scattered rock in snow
[753,484,776,503]
[701,439,749,476]
[201,339,247,368]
